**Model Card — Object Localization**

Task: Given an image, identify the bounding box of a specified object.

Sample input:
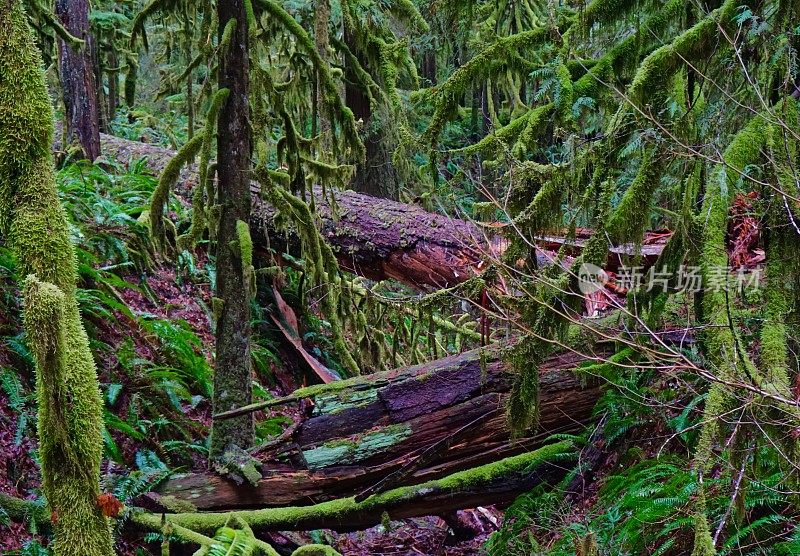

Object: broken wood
[149,345,604,511]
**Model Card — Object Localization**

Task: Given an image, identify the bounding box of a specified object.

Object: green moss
[629,0,742,106]
[132,441,574,534]
[0,4,114,553]
[302,425,412,469]
[158,495,199,514]
[291,546,342,556]
[606,148,663,245]
[150,133,204,252]
[124,53,138,106]
[0,492,48,527]
[424,28,551,145]
[690,487,717,556]
[178,88,230,251]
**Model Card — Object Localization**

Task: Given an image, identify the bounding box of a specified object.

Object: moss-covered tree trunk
[209,0,255,459]
[0,2,113,554]
[54,0,101,161]
[344,28,400,200]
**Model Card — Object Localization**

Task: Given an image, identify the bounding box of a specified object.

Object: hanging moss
[690,487,717,556]
[505,337,542,435]
[150,133,204,252]
[253,0,363,160]
[0,3,113,554]
[628,0,744,105]
[424,28,553,145]
[178,88,230,251]
[606,147,663,245]
[581,0,640,28]
[254,148,360,375]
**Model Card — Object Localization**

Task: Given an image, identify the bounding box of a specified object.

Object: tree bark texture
[81,133,669,291]
[55,0,101,161]
[134,440,575,534]
[209,0,255,459]
[89,133,490,290]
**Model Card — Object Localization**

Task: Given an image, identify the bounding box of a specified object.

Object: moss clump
[606,148,663,245]
[0,3,114,554]
[628,0,741,105]
[178,88,230,251]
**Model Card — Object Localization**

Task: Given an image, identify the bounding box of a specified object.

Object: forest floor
[0,262,498,555]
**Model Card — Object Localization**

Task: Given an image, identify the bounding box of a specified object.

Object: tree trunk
[0,3,113,553]
[107,50,119,124]
[422,48,437,85]
[55,0,101,161]
[89,132,490,289]
[344,28,400,199]
[79,133,669,290]
[313,0,330,149]
[210,0,255,459]
[150,345,603,510]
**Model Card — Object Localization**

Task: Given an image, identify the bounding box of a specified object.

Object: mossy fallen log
[148,345,603,511]
[60,133,668,290]
[132,440,576,534]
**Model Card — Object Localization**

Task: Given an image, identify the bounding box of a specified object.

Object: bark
[209,0,255,458]
[422,48,437,85]
[1,4,113,553]
[149,345,604,511]
[107,50,119,124]
[313,0,330,147]
[82,133,670,290]
[55,0,101,161]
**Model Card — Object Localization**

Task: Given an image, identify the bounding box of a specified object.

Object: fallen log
[133,440,576,534]
[90,134,670,290]
[94,133,488,289]
[150,345,604,511]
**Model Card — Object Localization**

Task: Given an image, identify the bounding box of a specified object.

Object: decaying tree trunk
[55,0,101,161]
[78,133,669,290]
[209,0,255,459]
[147,345,603,511]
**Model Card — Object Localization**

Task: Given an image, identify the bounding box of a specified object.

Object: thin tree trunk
[55,0,101,161]
[210,0,255,459]
[314,0,330,150]
[107,49,119,124]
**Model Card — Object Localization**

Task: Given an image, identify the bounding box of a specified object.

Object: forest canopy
[1,0,800,554]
